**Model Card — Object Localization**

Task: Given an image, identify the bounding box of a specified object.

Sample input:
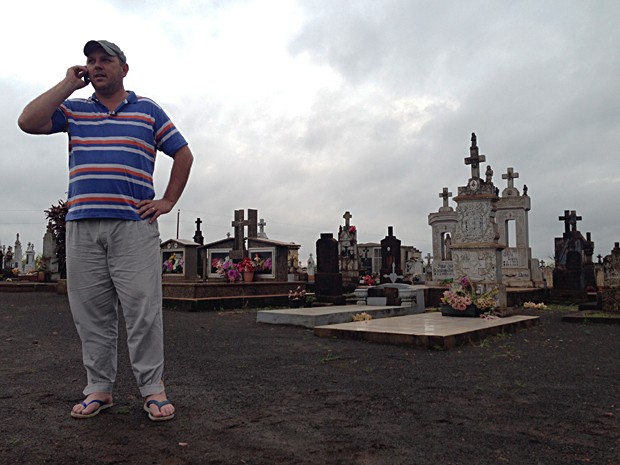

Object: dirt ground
[1,292,619,465]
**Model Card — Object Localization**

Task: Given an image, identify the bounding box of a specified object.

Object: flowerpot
[440,304,483,317]
[243,271,254,283]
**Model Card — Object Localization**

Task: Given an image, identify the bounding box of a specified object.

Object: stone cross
[464,132,486,179]
[439,187,452,208]
[559,210,582,233]
[193,217,204,245]
[258,218,266,233]
[383,263,404,284]
[343,211,352,228]
[230,209,258,259]
[502,167,519,189]
[425,252,432,265]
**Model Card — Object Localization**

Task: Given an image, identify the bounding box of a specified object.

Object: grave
[552,210,596,301]
[161,238,200,281]
[601,242,620,313]
[449,133,507,309]
[337,211,360,288]
[428,187,457,283]
[314,233,345,305]
[163,208,304,310]
[379,227,403,284]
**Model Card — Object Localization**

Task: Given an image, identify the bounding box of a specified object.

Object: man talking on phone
[18,40,193,421]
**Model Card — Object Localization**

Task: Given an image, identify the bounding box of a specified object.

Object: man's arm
[137,145,194,223]
[18,65,89,134]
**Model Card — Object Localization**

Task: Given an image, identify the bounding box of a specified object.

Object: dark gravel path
[1,292,618,465]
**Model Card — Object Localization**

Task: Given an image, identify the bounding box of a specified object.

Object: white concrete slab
[314,312,540,349]
[256,305,415,328]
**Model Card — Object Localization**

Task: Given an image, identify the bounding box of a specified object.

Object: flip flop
[70,399,113,419]
[144,399,175,422]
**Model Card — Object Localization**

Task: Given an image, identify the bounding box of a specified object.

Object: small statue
[523,184,528,196]
[485,165,493,183]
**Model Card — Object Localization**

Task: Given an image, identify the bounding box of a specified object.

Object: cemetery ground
[1,293,619,465]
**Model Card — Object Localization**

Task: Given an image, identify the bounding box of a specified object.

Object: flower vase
[243,271,255,283]
[440,304,483,317]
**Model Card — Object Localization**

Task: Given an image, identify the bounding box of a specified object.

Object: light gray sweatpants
[66,219,165,397]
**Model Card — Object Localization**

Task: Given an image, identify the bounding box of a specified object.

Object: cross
[425,252,432,265]
[383,263,404,284]
[597,254,602,264]
[343,211,352,228]
[230,209,258,259]
[559,210,582,233]
[193,217,204,245]
[464,132,486,179]
[439,187,452,208]
[502,167,519,189]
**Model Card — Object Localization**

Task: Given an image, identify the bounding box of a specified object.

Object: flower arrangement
[360,274,376,286]
[441,276,498,312]
[212,257,241,282]
[352,312,372,321]
[236,257,258,272]
[248,253,272,272]
[523,301,548,310]
[288,286,306,300]
[349,226,357,234]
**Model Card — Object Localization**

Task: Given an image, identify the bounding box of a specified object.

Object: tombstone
[24,243,35,273]
[450,133,507,309]
[161,239,200,281]
[14,234,23,272]
[4,246,14,269]
[379,227,402,284]
[315,233,345,305]
[601,242,620,313]
[338,211,359,287]
[428,187,457,283]
[42,229,59,278]
[552,210,595,292]
[494,166,537,287]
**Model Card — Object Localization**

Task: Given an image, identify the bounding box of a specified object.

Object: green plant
[44,200,68,279]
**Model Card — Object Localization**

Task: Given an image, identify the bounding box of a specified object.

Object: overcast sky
[2,0,618,265]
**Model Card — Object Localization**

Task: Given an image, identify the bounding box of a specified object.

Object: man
[18,40,193,421]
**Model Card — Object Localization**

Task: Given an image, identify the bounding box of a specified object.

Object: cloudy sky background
[2,0,618,264]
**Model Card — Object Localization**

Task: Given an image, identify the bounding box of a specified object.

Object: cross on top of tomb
[193,217,204,245]
[559,210,582,234]
[439,187,452,208]
[464,132,486,179]
[257,218,268,239]
[502,167,519,189]
[343,211,352,228]
[425,252,432,265]
[230,209,258,259]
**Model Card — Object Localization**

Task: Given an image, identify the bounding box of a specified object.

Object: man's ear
[122,63,129,77]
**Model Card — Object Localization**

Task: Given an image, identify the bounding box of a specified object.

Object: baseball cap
[83,40,126,63]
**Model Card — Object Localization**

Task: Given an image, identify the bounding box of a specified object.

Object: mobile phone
[82,72,90,83]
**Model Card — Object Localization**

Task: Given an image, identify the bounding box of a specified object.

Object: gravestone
[24,243,35,273]
[380,227,402,284]
[315,233,345,305]
[428,187,457,283]
[307,253,316,283]
[602,242,620,313]
[552,210,596,292]
[4,246,14,269]
[338,211,359,287]
[42,229,59,278]
[450,133,507,309]
[14,234,23,272]
[494,166,538,287]
[161,239,200,281]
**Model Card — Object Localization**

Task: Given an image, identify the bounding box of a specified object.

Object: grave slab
[313,312,540,349]
[256,305,411,328]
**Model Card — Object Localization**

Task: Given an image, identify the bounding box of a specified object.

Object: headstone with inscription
[338,211,360,287]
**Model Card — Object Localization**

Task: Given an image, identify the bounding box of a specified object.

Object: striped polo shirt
[50,91,188,221]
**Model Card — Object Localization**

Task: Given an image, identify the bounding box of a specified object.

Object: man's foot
[71,392,114,419]
[144,391,175,422]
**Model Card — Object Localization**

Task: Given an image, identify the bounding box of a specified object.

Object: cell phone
[82,72,90,83]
